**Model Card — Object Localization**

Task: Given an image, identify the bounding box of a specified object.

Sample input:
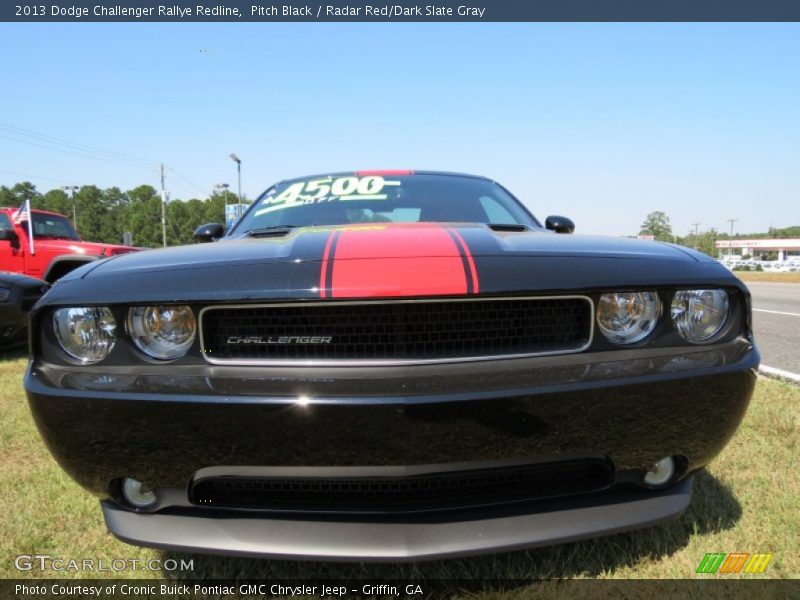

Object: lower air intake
[189,459,614,514]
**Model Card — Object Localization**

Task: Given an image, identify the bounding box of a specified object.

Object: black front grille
[189,460,613,513]
[201,297,592,363]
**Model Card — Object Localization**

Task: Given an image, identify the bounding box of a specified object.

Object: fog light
[643,456,675,487]
[122,478,157,508]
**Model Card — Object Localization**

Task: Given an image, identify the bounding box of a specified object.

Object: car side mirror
[193,223,225,243]
[545,215,575,234]
[0,229,19,242]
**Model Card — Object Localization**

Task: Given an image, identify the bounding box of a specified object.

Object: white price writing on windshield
[255,176,399,216]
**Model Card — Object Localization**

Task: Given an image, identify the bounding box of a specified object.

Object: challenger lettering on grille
[203,297,593,363]
[226,335,333,345]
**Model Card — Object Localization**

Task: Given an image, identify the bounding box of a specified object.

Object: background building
[716,239,800,261]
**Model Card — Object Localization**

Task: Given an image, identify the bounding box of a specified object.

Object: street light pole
[62,185,79,229]
[230,153,242,219]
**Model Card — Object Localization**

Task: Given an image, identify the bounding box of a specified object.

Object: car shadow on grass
[0,348,28,362]
[159,470,740,584]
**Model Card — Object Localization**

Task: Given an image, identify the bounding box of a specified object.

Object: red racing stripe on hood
[318,224,479,298]
[446,226,480,294]
[319,230,338,299]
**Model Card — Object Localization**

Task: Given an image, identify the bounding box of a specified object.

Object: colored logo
[696,553,772,574]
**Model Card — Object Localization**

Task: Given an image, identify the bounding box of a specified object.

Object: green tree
[72,185,112,241]
[126,185,162,247]
[772,225,800,238]
[166,199,201,246]
[0,181,41,207]
[203,191,236,227]
[639,211,673,241]
[40,189,72,219]
[101,187,130,244]
[2,179,268,248]
[694,229,718,257]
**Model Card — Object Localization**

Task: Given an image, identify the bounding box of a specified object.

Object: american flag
[12,199,30,224]
[12,199,35,255]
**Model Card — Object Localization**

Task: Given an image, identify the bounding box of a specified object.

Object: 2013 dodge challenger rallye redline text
[25,171,758,560]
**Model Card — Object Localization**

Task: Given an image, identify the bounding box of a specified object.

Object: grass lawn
[734,271,800,284]
[1,351,797,592]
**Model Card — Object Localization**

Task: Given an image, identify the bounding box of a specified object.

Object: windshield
[32,213,80,240]
[231,173,538,234]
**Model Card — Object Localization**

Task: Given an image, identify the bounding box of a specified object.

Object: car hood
[35,238,137,256]
[79,222,695,270]
[43,223,736,306]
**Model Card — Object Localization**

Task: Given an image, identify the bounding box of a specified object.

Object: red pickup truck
[0,207,138,282]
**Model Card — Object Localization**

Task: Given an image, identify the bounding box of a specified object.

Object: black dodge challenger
[25,171,758,560]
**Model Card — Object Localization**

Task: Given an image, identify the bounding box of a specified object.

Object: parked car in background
[0,207,138,283]
[720,258,800,273]
[0,271,47,349]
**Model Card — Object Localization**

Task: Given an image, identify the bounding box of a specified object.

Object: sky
[0,23,798,237]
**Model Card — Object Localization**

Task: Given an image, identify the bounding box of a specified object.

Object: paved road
[746,282,800,376]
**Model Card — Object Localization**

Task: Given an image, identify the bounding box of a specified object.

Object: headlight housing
[53,307,117,364]
[596,292,661,345]
[127,305,196,360]
[671,289,730,343]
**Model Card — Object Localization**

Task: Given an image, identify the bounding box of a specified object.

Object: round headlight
[671,289,729,343]
[127,305,196,360]
[596,292,661,345]
[53,307,117,364]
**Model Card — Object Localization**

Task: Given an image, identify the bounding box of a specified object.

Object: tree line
[639,210,800,257]
[2,182,796,256]
[0,181,248,248]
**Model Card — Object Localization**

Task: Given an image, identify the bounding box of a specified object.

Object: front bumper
[26,340,756,557]
[102,477,692,561]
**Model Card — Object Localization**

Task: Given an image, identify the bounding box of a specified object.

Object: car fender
[42,254,99,283]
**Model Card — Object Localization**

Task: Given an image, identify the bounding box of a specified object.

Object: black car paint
[28,342,754,500]
[45,225,721,307]
[27,222,756,488]
[23,173,758,558]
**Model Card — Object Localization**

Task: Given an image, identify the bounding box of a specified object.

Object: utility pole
[725,219,738,259]
[160,163,168,247]
[62,185,79,229]
[690,223,701,249]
